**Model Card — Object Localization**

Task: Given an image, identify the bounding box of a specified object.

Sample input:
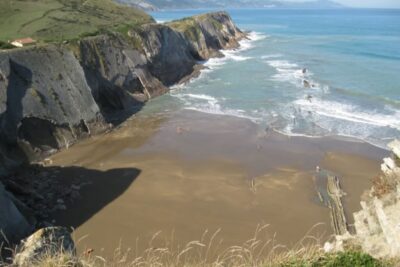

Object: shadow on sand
[42,165,141,229]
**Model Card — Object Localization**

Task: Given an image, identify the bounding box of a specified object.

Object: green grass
[167,18,202,42]
[0,0,154,43]
[167,14,224,43]
[282,251,390,267]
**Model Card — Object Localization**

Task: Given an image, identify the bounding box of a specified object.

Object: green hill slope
[0,0,154,42]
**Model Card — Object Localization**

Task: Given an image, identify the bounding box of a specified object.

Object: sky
[336,0,400,8]
[295,0,400,8]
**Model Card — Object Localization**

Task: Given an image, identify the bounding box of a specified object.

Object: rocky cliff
[0,12,245,175]
[327,140,400,259]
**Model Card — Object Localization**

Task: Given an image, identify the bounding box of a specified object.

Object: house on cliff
[10,38,36,48]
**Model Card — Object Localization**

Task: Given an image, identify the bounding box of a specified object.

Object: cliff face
[328,140,400,259]
[140,12,245,85]
[0,12,245,174]
[0,46,107,172]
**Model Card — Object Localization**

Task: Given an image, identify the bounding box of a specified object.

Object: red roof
[12,38,36,44]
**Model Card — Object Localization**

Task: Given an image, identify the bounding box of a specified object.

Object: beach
[47,110,387,256]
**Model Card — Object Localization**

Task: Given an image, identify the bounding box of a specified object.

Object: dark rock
[0,12,245,174]
[0,46,108,173]
[0,182,33,245]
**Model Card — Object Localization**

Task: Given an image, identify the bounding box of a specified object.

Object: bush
[310,251,387,267]
[371,175,396,198]
[0,41,15,49]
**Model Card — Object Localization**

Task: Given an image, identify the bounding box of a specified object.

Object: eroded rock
[327,139,400,258]
[0,182,32,246]
[13,227,75,266]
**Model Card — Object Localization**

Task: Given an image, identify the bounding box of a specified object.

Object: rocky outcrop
[76,35,166,114]
[0,12,245,174]
[13,227,75,266]
[0,45,107,164]
[0,12,245,249]
[0,182,33,246]
[139,12,245,85]
[326,140,400,259]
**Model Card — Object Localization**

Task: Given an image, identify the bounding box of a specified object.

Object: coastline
[0,7,399,266]
[44,109,387,257]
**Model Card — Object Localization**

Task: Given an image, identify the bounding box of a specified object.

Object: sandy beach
[47,110,387,257]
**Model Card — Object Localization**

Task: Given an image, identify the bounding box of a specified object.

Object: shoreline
[41,109,387,257]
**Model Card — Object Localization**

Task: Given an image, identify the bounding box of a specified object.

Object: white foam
[261,54,283,59]
[184,93,218,102]
[236,31,268,52]
[267,60,299,69]
[171,31,262,87]
[265,59,328,91]
[171,92,262,122]
[294,98,400,130]
[204,57,228,69]
[248,31,269,41]
[222,50,252,61]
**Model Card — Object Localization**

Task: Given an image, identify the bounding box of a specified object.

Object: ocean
[148,8,400,149]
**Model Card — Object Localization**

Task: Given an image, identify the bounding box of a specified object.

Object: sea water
[148,9,400,149]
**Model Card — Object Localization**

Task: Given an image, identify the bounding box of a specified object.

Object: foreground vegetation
[2,246,393,267]
[0,0,154,43]
[1,226,395,266]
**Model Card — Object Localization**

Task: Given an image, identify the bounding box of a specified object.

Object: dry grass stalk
[1,224,331,267]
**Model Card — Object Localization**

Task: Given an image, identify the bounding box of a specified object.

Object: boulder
[0,182,32,246]
[13,227,75,266]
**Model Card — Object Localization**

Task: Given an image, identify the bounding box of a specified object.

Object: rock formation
[0,12,245,175]
[13,227,75,266]
[0,11,245,249]
[326,139,400,259]
[0,182,33,246]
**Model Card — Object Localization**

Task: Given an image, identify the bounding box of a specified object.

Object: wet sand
[49,110,387,256]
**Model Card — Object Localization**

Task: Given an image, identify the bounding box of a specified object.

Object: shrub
[309,251,387,267]
[0,41,15,50]
[371,175,396,198]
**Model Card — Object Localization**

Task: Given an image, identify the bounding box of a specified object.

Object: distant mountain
[116,0,344,11]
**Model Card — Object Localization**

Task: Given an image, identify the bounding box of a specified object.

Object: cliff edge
[0,12,246,175]
[327,140,400,259]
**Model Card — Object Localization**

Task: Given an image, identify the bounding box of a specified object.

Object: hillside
[117,0,343,10]
[0,0,154,43]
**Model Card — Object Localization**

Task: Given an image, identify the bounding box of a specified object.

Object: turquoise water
[149,9,400,149]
